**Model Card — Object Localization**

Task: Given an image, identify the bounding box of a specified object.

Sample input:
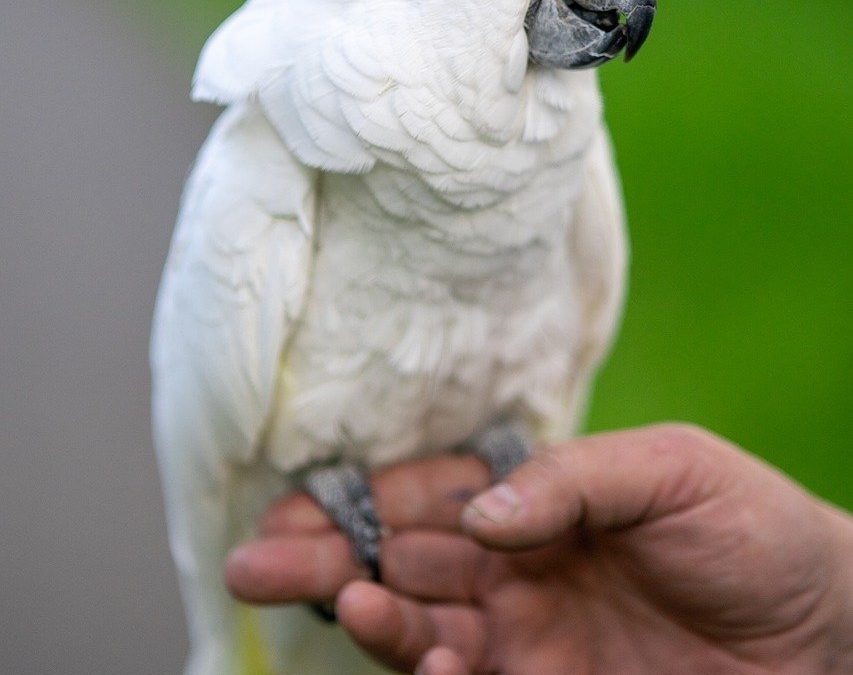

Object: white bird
[151,0,655,672]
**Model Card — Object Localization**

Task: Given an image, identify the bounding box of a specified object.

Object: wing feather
[555,126,628,434]
[152,103,317,465]
[571,127,629,360]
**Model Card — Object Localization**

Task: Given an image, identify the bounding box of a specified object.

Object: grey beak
[526,0,657,70]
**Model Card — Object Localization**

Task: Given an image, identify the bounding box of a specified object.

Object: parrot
[150,0,656,673]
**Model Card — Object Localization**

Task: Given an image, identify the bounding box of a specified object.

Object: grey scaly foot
[304,461,383,621]
[467,419,534,481]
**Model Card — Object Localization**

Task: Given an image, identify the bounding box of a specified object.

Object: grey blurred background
[1,2,208,672]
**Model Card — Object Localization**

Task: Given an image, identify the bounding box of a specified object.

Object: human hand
[227,425,853,674]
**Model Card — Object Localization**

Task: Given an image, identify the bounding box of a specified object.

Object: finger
[461,424,732,549]
[260,493,335,535]
[261,454,491,536]
[373,454,491,531]
[416,647,470,675]
[225,533,367,603]
[382,531,486,603]
[229,529,488,605]
[336,581,485,673]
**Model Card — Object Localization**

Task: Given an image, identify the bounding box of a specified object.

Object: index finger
[261,454,491,535]
[374,454,491,530]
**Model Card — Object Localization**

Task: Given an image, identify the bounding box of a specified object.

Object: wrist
[823,504,853,674]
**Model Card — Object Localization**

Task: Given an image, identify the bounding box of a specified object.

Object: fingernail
[462,483,520,526]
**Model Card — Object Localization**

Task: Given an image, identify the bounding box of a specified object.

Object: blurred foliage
[134,1,851,508]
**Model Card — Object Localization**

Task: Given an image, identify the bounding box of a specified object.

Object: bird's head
[525,0,656,69]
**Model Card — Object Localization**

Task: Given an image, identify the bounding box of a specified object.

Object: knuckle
[647,422,713,454]
[638,423,717,480]
[641,423,734,490]
[529,445,573,483]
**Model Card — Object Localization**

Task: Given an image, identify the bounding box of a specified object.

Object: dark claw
[312,603,338,623]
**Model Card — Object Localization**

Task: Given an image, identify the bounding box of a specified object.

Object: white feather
[154,104,315,461]
[154,1,629,673]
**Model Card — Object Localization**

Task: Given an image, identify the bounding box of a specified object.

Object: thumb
[461,424,728,549]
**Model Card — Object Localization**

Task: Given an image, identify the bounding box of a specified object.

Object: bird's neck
[415,2,530,143]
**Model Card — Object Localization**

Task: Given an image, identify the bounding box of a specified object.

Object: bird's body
[152,0,642,671]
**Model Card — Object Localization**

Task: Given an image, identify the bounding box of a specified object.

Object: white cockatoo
[151,0,655,673]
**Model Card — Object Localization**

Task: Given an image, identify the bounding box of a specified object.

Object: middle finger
[227,529,493,605]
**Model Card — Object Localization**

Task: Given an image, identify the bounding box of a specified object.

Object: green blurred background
[138,1,851,507]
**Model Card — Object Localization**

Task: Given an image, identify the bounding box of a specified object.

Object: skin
[227,424,853,674]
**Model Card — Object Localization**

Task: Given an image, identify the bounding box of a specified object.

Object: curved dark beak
[526,0,657,70]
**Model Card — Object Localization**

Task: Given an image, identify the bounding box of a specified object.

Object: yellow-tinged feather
[236,605,275,675]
